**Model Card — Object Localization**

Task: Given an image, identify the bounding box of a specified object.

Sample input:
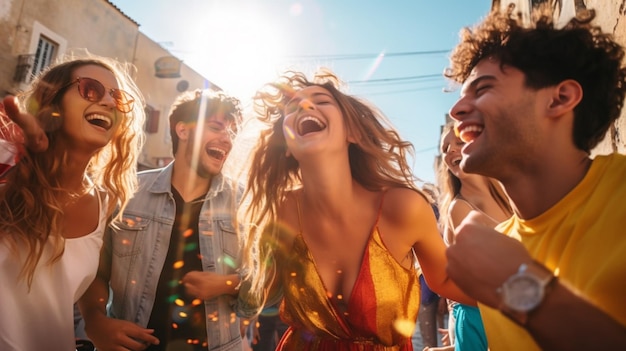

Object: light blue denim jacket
[103,163,243,351]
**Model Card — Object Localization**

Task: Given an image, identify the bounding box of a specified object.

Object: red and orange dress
[274,195,420,350]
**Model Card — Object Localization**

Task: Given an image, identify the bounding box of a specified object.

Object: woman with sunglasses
[235,70,472,350]
[0,54,145,351]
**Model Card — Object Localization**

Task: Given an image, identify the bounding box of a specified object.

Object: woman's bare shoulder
[383,187,433,223]
[275,189,301,233]
[447,198,475,232]
[379,187,440,252]
[449,198,475,218]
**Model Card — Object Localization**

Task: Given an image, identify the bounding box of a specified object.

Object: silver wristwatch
[498,260,557,325]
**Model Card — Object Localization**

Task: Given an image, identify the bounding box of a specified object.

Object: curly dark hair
[168,89,242,155]
[445,4,626,152]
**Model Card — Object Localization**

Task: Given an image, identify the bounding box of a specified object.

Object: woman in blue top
[431,122,512,351]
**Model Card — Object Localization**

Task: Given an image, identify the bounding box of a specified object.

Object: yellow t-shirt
[480,153,626,351]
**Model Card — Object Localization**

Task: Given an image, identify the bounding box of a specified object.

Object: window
[31,36,57,79]
[144,105,160,134]
[22,21,67,83]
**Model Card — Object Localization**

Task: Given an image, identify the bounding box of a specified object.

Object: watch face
[503,275,543,312]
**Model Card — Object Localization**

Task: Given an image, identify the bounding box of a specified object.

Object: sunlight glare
[181,4,287,101]
[289,3,303,16]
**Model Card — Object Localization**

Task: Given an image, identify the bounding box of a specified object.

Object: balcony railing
[13,54,35,84]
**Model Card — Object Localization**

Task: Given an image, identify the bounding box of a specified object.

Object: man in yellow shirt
[444,4,626,350]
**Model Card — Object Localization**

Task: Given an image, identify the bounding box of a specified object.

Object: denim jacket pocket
[111,216,150,257]
[218,220,239,260]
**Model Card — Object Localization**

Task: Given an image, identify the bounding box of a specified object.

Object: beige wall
[584,0,626,155]
[1,0,137,95]
[0,0,25,93]
[0,0,217,168]
[494,0,626,154]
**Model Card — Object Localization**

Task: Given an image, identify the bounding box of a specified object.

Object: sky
[109,0,492,184]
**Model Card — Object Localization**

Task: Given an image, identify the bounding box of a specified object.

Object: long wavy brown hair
[0,54,145,288]
[445,4,626,153]
[239,69,418,302]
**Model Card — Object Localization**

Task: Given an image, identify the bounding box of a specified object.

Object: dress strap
[295,191,304,235]
[296,190,386,232]
[374,190,386,225]
[453,194,500,227]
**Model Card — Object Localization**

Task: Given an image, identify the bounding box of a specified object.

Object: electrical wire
[283,49,451,61]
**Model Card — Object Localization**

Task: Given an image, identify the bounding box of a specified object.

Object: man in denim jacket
[79,89,246,351]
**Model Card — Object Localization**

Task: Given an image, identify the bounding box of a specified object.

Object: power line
[356,85,445,96]
[168,46,453,94]
[415,146,438,153]
[345,74,451,96]
[347,73,442,85]
[167,48,451,62]
[283,49,451,61]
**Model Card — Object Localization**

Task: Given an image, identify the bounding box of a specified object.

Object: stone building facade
[0,0,219,168]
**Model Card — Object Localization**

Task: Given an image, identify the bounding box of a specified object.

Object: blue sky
[110,0,492,183]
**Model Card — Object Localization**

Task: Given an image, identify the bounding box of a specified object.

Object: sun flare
[180,4,287,101]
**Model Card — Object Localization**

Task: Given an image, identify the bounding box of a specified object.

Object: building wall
[1,0,138,95]
[493,0,626,154]
[0,0,217,168]
[584,0,626,155]
[0,0,24,93]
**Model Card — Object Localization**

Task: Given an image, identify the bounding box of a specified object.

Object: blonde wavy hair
[0,54,145,288]
[239,69,418,304]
